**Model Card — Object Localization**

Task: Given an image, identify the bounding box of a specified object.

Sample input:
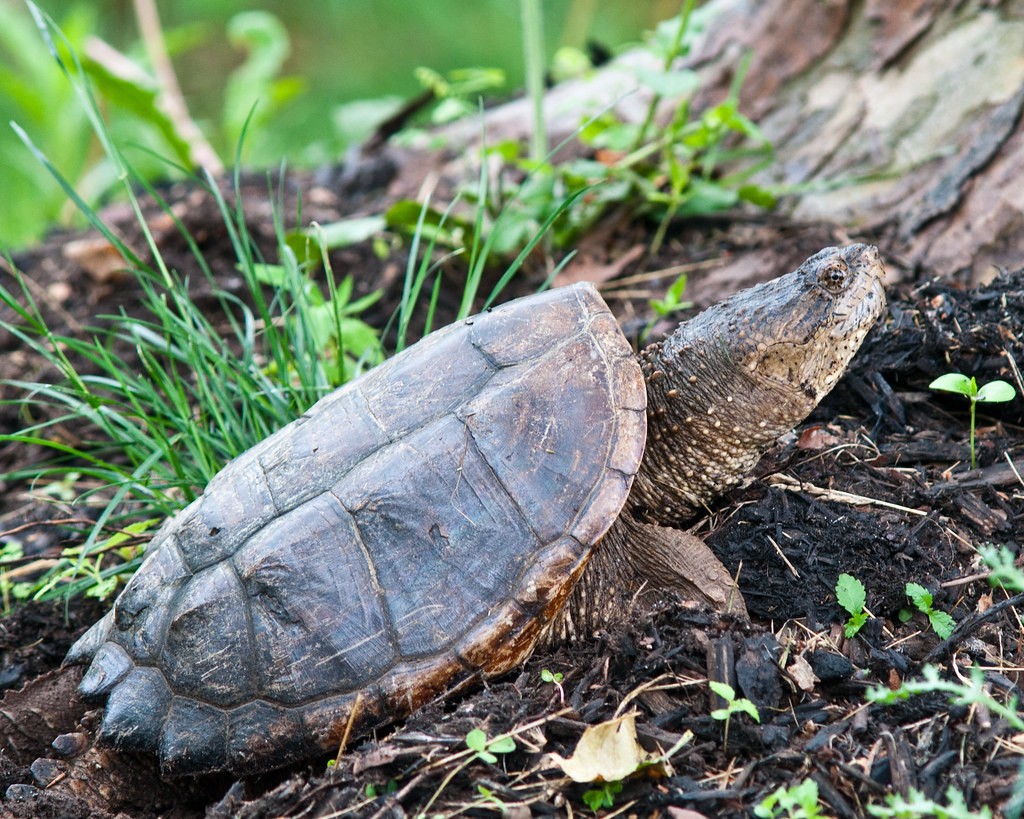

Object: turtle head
[722,243,887,414]
[632,244,886,521]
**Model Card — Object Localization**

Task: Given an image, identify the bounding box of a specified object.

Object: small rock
[0,662,25,690]
[736,634,783,709]
[4,784,40,802]
[51,732,90,758]
[30,757,67,787]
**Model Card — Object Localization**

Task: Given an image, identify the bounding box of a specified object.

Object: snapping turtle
[67,244,885,775]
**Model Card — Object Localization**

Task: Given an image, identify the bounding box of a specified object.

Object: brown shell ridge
[327,487,401,656]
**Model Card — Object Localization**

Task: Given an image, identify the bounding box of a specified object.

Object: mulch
[0,165,1021,817]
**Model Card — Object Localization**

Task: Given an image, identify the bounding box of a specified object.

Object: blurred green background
[0,0,679,249]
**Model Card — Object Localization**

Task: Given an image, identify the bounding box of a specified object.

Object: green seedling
[583,780,624,812]
[868,664,1023,817]
[754,778,824,819]
[465,728,517,765]
[900,582,955,639]
[867,785,992,818]
[868,663,1023,730]
[0,541,34,614]
[541,668,565,703]
[709,679,760,752]
[363,779,397,798]
[836,573,870,638]
[419,728,518,816]
[649,273,693,317]
[475,784,510,812]
[980,544,1024,592]
[928,373,1016,469]
[641,273,694,344]
[252,264,383,387]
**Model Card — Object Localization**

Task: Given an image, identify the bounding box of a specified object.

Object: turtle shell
[67,282,646,775]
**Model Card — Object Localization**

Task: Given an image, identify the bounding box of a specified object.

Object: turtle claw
[98,667,171,754]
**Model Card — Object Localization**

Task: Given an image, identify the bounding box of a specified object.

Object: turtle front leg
[554,512,748,643]
[612,510,748,618]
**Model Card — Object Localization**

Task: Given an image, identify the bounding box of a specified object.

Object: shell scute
[160,697,228,776]
[258,387,389,514]
[360,322,494,437]
[460,333,619,543]
[226,701,308,771]
[514,536,589,613]
[607,408,647,476]
[176,450,275,573]
[456,599,541,676]
[161,560,253,707]
[233,493,394,704]
[335,414,540,659]
[111,535,190,662]
[97,667,171,752]
[78,641,132,700]
[467,285,594,366]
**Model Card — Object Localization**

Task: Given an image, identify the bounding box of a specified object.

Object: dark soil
[1,163,1022,818]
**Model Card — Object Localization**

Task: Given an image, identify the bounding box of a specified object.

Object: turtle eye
[818,261,848,293]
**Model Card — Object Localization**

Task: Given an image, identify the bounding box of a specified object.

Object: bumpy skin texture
[631,244,885,522]
[67,244,885,775]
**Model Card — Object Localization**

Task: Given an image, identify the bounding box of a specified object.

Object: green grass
[1,2,775,606]
[0,4,583,605]
[0,7,391,602]
[1,166,385,600]
[0,1,657,249]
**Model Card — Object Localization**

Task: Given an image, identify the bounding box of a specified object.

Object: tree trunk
[385,0,1024,285]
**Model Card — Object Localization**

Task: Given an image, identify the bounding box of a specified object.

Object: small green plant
[836,573,871,637]
[465,728,517,765]
[475,784,509,812]
[416,3,775,266]
[867,664,1022,731]
[363,779,398,799]
[709,680,760,751]
[0,541,35,614]
[412,64,507,125]
[867,785,992,818]
[251,262,383,387]
[541,668,565,703]
[755,778,824,819]
[928,373,1016,469]
[583,780,624,812]
[418,727,519,816]
[980,544,1024,592]
[900,582,955,639]
[649,273,693,317]
[868,665,1020,817]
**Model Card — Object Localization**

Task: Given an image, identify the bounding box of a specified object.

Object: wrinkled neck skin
[629,324,815,524]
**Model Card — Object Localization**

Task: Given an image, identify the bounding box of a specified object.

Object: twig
[766,535,799,578]
[767,474,928,516]
[334,692,362,765]
[132,0,223,174]
[0,517,97,538]
[1006,451,1024,487]
[922,591,1024,664]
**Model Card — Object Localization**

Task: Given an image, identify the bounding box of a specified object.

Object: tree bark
[385,0,1024,285]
